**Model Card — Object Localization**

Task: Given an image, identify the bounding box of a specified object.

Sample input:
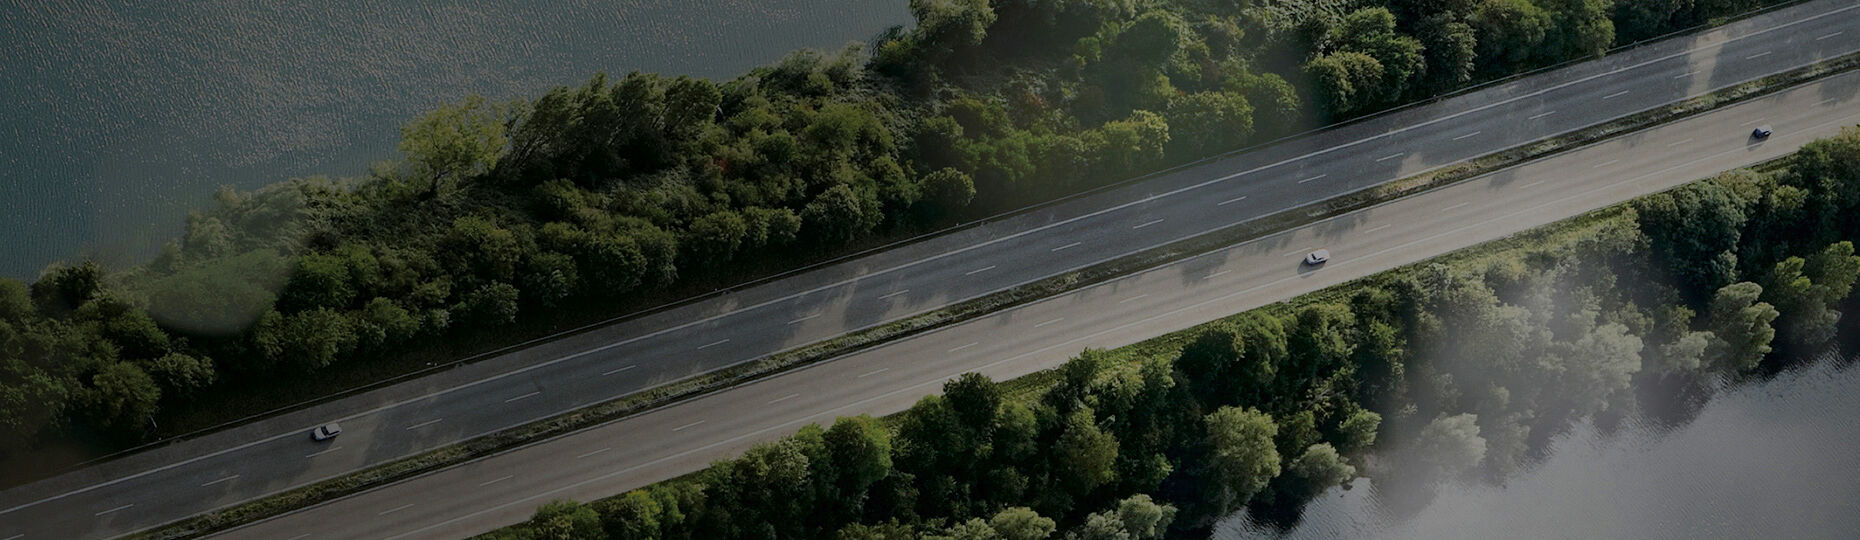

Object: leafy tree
[1415,14,1478,92]
[595,490,661,540]
[989,506,1056,540]
[1336,408,1382,453]
[1469,0,1551,73]
[822,415,894,506]
[1087,110,1170,175]
[922,167,978,210]
[911,0,998,60]
[0,278,36,322]
[1705,281,1779,372]
[1414,413,1486,476]
[1635,178,1747,300]
[1204,406,1280,509]
[456,282,521,327]
[527,500,606,540]
[1763,256,1837,348]
[521,252,580,308]
[683,211,749,268]
[1286,443,1356,498]
[1806,241,1860,302]
[1537,0,1616,63]
[1164,91,1254,157]
[662,76,721,141]
[80,296,171,360]
[87,362,161,431]
[399,95,507,196]
[278,253,356,313]
[143,352,217,398]
[32,260,104,316]
[803,184,880,247]
[1054,407,1120,495]
[1325,8,1427,105]
[1175,313,1286,408]
[1304,51,1384,117]
[254,308,358,372]
[443,216,524,284]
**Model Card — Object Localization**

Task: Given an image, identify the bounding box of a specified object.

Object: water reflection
[1219,350,1860,539]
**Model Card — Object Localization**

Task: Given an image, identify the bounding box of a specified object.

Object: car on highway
[1304,249,1331,266]
[311,423,342,441]
[1753,124,1773,138]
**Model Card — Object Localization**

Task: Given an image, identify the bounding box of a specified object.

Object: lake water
[1216,348,1860,539]
[0,1,910,278]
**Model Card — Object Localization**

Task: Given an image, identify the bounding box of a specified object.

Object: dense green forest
[0,0,1789,460]
[482,129,1860,540]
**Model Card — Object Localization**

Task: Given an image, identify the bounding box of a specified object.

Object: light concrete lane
[214,63,1860,540]
[3,2,1857,538]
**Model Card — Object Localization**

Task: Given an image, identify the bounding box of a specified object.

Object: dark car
[1753,125,1773,139]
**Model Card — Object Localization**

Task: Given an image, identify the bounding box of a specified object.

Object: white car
[1304,249,1331,266]
[311,423,342,441]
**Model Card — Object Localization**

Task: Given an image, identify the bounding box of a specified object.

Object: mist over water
[0,0,909,278]
[1216,348,1860,540]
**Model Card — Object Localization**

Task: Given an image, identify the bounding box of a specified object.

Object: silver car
[311,423,342,441]
[1304,249,1331,266]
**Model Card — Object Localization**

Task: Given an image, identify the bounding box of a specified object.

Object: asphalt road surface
[2,2,1857,538]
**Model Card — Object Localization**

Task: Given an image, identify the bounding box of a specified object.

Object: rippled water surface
[1,1,909,277]
[1217,350,1860,539]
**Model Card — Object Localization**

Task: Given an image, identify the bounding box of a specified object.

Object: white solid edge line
[378,504,414,516]
[200,475,239,487]
[20,4,1860,518]
[94,503,133,516]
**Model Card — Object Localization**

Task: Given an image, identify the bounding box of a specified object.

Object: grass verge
[128,51,1859,540]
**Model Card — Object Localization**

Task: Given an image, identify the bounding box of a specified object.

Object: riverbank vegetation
[0,0,1796,469]
[482,129,1860,539]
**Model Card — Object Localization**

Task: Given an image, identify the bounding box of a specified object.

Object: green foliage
[1204,406,1280,509]
[144,352,217,399]
[399,95,508,195]
[1469,0,1552,74]
[989,506,1057,540]
[86,362,161,431]
[1414,413,1486,476]
[1705,281,1778,372]
[1285,443,1356,498]
[526,500,606,540]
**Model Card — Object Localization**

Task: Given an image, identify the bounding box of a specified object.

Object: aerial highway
[1,1,1856,538]
[219,65,1860,540]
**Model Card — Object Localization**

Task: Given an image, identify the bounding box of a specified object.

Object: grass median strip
[126,50,1860,540]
